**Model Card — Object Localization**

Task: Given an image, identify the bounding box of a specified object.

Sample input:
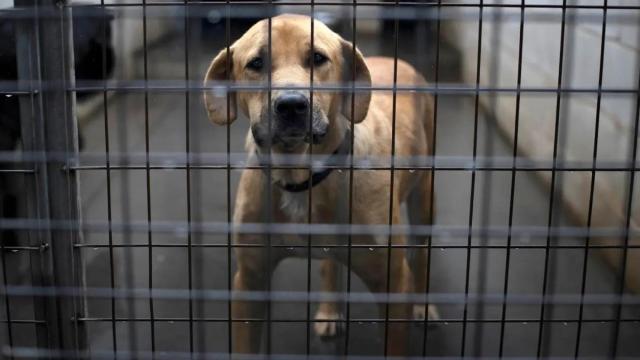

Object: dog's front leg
[232,247,272,355]
[230,169,280,355]
[314,258,342,338]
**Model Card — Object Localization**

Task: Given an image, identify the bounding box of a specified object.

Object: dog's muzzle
[252,91,328,150]
[275,92,310,125]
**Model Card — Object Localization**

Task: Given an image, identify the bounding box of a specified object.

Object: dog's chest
[279,191,309,222]
[277,182,340,223]
[277,172,352,225]
[277,190,345,261]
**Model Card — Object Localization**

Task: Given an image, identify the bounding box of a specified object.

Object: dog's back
[353,56,434,203]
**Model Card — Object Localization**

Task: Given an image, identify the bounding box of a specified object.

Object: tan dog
[204,14,436,356]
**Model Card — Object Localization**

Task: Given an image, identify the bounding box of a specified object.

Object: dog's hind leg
[406,171,440,322]
[313,258,343,338]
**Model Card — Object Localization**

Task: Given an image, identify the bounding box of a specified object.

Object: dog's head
[203,14,371,153]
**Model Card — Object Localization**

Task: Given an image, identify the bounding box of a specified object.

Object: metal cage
[1,0,639,358]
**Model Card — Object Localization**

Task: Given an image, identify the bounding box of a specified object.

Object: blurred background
[1,0,639,358]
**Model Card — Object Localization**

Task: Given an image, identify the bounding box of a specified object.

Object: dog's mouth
[278,130,324,145]
[262,128,326,152]
[252,107,329,151]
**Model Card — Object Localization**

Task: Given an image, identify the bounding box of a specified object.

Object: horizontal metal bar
[3,285,640,306]
[7,346,638,360]
[66,164,640,172]
[75,317,640,324]
[0,319,47,325]
[59,1,640,10]
[0,91,36,96]
[3,3,640,24]
[34,84,640,95]
[0,169,36,174]
[2,246,42,251]
[3,81,640,95]
[4,151,640,173]
[3,218,640,240]
[73,243,640,250]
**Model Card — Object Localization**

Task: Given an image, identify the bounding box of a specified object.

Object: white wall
[447,0,640,289]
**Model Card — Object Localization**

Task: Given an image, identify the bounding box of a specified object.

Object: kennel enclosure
[1,0,640,358]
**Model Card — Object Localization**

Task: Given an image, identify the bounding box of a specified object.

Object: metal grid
[1,0,640,359]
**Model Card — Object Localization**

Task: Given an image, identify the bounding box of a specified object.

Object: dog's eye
[246,57,264,71]
[312,52,328,67]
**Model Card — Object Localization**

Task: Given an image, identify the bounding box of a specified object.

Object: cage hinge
[39,242,49,253]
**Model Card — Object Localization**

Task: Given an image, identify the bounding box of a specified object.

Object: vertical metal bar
[574,1,608,356]
[8,3,39,355]
[116,12,137,357]
[98,0,118,354]
[65,8,84,356]
[0,185,15,354]
[184,0,194,356]
[498,0,525,356]
[141,0,156,353]
[23,83,51,359]
[610,13,640,359]
[343,1,356,355]
[306,3,315,357]
[422,0,441,355]
[542,5,576,354]
[536,1,568,357]
[49,0,82,351]
[474,1,501,355]
[0,221,14,356]
[225,1,232,357]
[189,4,205,355]
[461,0,484,355]
[265,1,273,355]
[15,0,86,353]
[0,8,28,343]
[16,0,54,351]
[383,0,400,356]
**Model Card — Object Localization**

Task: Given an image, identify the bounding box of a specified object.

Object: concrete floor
[3,16,638,359]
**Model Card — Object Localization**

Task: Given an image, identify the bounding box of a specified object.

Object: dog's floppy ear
[341,39,372,124]
[203,48,237,125]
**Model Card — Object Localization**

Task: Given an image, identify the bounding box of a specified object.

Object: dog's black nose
[274,93,309,121]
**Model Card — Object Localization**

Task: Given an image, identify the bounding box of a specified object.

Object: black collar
[256,130,351,193]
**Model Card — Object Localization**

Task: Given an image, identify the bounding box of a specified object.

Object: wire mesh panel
[1,0,640,359]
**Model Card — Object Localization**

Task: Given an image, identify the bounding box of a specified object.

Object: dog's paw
[313,309,343,338]
[413,304,441,322]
